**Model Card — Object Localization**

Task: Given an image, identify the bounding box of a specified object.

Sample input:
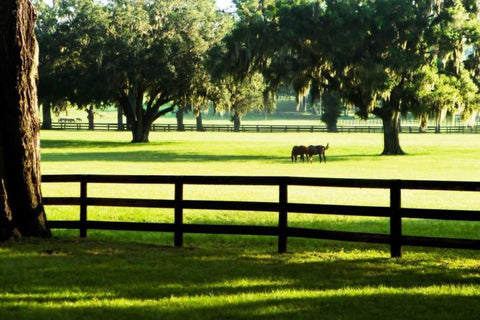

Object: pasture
[39,130,480,180]
[1,130,479,319]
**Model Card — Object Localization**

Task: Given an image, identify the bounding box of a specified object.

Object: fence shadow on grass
[1,238,479,320]
[0,239,480,312]
[2,294,478,320]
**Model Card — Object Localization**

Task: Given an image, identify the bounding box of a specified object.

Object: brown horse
[291,145,309,162]
[308,143,329,163]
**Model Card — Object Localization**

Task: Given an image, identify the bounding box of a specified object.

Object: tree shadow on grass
[41,139,174,149]
[316,152,417,163]
[0,238,479,319]
[41,138,288,162]
[40,138,418,164]
[41,150,287,163]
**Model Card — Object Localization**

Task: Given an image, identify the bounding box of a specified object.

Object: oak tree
[0,0,51,240]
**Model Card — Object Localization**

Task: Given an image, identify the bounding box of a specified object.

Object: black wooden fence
[42,174,480,257]
[46,122,480,134]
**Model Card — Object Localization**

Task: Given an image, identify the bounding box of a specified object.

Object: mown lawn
[1,236,479,320]
[1,130,479,319]
[39,130,480,180]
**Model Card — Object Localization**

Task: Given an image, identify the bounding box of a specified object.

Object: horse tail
[325,142,329,150]
[291,146,296,162]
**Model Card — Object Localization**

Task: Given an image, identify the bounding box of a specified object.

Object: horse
[308,143,329,163]
[291,145,309,162]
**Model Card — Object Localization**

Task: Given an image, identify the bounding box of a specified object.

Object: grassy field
[39,130,480,180]
[1,130,479,319]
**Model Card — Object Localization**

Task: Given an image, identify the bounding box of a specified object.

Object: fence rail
[42,174,480,257]
[45,122,480,134]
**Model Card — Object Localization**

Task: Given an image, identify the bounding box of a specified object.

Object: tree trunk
[232,111,241,132]
[327,122,338,133]
[0,0,51,240]
[321,89,341,132]
[376,92,405,155]
[86,106,94,130]
[435,113,441,133]
[176,108,185,131]
[41,103,52,129]
[130,120,151,143]
[434,108,447,134]
[380,108,405,155]
[418,114,428,133]
[117,103,124,131]
[196,112,205,131]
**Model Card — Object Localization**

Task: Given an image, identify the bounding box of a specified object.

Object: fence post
[80,176,88,238]
[278,183,288,253]
[390,180,402,258]
[174,182,184,247]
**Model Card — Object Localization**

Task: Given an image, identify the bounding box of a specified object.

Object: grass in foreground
[1,235,479,320]
[1,130,478,319]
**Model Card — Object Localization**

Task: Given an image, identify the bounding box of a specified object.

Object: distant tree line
[35,0,480,154]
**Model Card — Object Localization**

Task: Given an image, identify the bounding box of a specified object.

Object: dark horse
[308,143,329,163]
[291,145,309,162]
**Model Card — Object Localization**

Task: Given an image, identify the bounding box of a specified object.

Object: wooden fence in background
[45,122,480,134]
[42,174,480,257]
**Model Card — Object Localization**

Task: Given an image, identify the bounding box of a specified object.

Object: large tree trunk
[380,108,405,155]
[232,111,241,132]
[327,121,338,133]
[117,90,151,142]
[130,120,151,143]
[376,92,405,155]
[41,103,52,129]
[321,89,340,133]
[0,0,51,240]
[176,107,185,131]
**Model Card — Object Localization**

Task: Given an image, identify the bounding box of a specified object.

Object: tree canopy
[36,0,229,142]
[217,0,480,154]
[35,0,480,151]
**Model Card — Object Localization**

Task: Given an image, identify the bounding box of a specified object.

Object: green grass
[40,130,480,180]
[40,130,480,238]
[1,237,479,320]
[1,130,479,319]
